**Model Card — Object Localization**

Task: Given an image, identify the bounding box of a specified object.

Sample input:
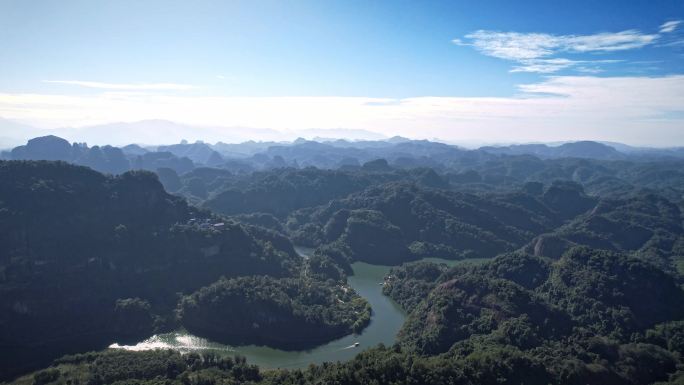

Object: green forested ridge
[286,181,587,265]
[396,248,684,355]
[3,148,684,385]
[524,193,684,271]
[200,167,449,218]
[8,323,684,385]
[382,261,449,313]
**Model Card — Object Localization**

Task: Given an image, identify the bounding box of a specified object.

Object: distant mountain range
[2,117,684,156]
[480,141,626,160]
[481,140,684,160]
[3,115,684,177]
[3,131,684,177]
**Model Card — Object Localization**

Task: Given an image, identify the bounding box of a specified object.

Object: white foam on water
[109,335,174,351]
[110,332,236,354]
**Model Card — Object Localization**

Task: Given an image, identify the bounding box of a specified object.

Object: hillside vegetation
[0,161,368,379]
[3,133,684,384]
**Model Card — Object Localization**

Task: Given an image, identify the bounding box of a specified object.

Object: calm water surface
[110,248,488,368]
[110,248,407,368]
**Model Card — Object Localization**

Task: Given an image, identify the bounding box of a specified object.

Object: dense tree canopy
[0,161,354,379]
[178,275,370,349]
[3,135,684,385]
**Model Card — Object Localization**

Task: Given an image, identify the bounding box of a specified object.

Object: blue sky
[0,0,683,146]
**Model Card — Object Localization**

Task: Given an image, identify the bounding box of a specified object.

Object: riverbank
[110,253,486,368]
[111,260,406,369]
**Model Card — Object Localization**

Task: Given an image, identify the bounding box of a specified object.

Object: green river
[109,248,484,368]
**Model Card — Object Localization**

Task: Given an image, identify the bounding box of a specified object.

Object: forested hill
[10,248,684,384]
[524,193,684,272]
[0,161,368,379]
[3,152,684,384]
[202,166,447,217]
[284,181,597,264]
[0,161,297,275]
[164,155,684,220]
[378,248,684,384]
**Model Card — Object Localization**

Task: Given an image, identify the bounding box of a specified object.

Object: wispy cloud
[660,20,682,33]
[510,58,620,74]
[456,31,559,61]
[562,30,658,52]
[454,23,666,73]
[44,80,196,91]
[510,58,578,73]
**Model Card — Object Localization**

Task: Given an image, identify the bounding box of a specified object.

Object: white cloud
[661,39,684,47]
[463,30,558,60]
[563,30,658,52]
[660,20,682,33]
[462,29,657,60]
[2,75,683,146]
[456,24,663,73]
[44,80,196,91]
[510,59,621,74]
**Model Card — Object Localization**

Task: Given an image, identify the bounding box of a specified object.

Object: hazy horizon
[3,116,684,150]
